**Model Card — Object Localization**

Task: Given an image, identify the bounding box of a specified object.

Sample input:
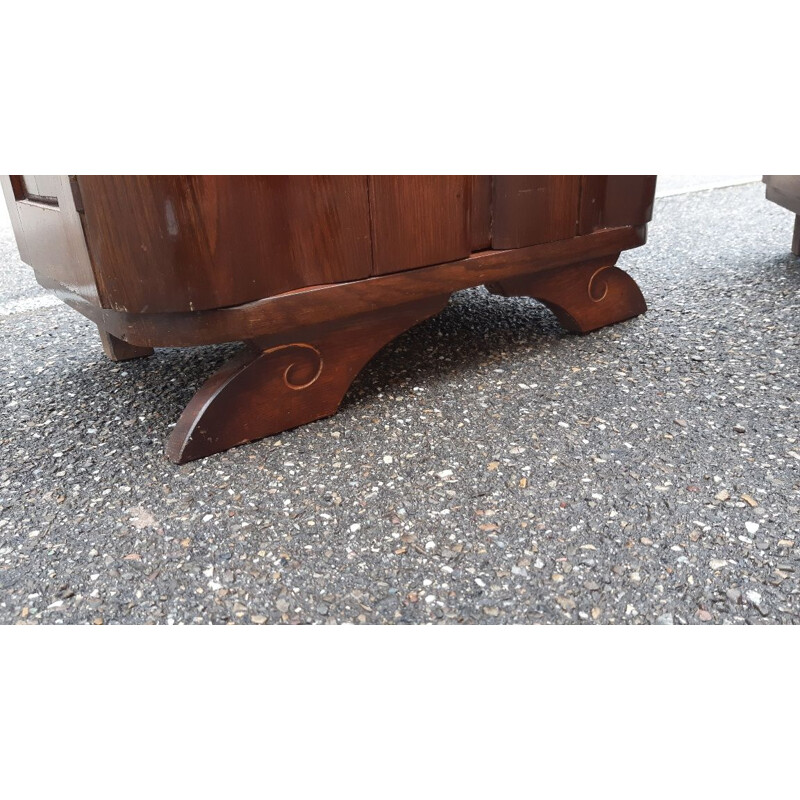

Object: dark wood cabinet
[2,175,656,462]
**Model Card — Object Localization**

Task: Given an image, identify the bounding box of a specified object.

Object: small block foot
[98,328,154,361]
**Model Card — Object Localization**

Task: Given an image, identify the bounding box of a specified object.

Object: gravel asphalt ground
[1,181,798,624]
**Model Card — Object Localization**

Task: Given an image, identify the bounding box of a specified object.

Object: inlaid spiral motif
[264,343,323,390]
[587,266,612,303]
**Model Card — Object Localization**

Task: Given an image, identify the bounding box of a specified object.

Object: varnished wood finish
[7,175,656,309]
[469,175,492,251]
[167,296,449,463]
[486,255,647,333]
[368,176,471,274]
[97,329,154,362]
[51,224,647,349]
[491,176,581,249]
[579,176,657,234]
[77,176,374,313]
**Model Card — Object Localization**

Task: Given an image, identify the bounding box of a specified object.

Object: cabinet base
[485,255,646,333]
[166,296,449,464]
[166,253,647,462]
[98,328,154,361]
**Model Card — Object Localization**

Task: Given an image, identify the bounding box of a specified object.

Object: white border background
[2,1,798,796]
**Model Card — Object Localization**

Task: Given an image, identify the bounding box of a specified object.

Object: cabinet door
[491,176,581,249]
[368,176,471,274]
[77,176,374,314]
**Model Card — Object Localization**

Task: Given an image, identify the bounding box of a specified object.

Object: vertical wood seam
[489,176,494,249]
[74,175,113,310]
[366,176,377,277]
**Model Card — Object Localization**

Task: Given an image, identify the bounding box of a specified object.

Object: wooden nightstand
[2,176,656,462]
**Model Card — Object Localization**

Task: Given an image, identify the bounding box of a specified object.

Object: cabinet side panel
[78,176,374,313]
[1,175,100,305]
[491,176,581,249]
[368,176,471,274]
[579,176,657,234]
[763,176,800,215]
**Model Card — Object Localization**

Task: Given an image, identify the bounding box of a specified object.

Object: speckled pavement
[1,182,798,624]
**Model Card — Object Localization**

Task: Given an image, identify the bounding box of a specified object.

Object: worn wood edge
[97,328,155,361]
[165,348,260,462]
[49,225,647,349]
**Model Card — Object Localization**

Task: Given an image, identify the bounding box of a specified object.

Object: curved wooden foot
[166,296,450,463]
[486,255,646,333]
[98,328,154,361]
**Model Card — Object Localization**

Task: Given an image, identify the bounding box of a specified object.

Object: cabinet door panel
[1,175,100,304]
[492,176,581,249]
[78,176,374,313]
[470,175,492,251]
[21,175,61,204]
[368,176,471,274]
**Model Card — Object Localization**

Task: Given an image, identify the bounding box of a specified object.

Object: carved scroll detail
[166,293,451,462]
[587,266,611,303]
[483,256,646,334]
[262,343,324,390]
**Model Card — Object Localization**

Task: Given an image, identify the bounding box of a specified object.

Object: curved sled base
[166,254,648,463]
[486,255,646,333]
[167,296,449,463]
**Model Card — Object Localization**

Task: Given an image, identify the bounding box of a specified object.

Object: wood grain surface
[491,176,581,249]
[77,175,374,313]
[368,176,471,274]
[469,175,492,251]
[49,224,647,348]
[579,176,657,233]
